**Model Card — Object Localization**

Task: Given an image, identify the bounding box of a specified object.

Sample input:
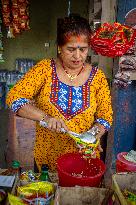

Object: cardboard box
[112,172,136,205]
[54,186,113,205]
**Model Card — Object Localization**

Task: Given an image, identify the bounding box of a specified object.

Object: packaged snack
[123,190,136,205]
[8,193,27,205]
[17,181,55,204]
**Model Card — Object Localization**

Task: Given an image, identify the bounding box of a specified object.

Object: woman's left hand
[94,123,106,153]
[94,123,106,140]
[98,143,103,152]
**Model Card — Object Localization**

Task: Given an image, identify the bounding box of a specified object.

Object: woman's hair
[57,14,91,46]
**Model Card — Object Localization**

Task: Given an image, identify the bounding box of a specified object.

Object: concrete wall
[0,0,89,70]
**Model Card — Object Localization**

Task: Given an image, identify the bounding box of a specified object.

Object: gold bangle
[40,115,48,122]
[39,115,49,128]
[41,116,45,121]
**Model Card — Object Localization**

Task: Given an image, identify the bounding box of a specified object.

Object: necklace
[61,61,85,81]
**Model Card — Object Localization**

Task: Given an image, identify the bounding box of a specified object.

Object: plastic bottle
[11,160,21,177]
[39,164,51,182]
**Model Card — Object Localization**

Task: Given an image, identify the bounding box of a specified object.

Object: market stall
[0,0,136,205]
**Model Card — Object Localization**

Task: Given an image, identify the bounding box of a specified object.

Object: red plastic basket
[116,152,136,172]
[57,153,106,187]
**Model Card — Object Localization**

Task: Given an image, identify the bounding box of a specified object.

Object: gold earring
[58,46,61,54]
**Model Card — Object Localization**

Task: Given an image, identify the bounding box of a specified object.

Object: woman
[6,15,113,172]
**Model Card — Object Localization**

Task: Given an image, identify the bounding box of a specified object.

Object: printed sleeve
[6,59,51,112]
[94,69,113,130]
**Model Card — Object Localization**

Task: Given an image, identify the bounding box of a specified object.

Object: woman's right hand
[45,116,69,133]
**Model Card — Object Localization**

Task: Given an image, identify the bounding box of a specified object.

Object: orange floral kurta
[6,59,113,172]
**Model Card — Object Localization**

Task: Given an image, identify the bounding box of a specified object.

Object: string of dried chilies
[90,22,136,58]
[90,22,136,88]
[1,0,30,38]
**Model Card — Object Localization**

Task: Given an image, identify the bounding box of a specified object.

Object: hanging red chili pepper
[1,0,11,27]
[1,0,30,38]
[90,22,136,57]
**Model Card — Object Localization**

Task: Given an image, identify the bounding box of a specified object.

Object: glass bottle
[39,164,51,182]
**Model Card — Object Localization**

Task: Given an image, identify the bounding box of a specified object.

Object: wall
[0,0,89,70]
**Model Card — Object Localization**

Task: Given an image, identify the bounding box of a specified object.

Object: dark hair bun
[57,14,91,46]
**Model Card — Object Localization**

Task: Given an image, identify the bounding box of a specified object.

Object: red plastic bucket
[116,152,136,172]
[57,153,106,187]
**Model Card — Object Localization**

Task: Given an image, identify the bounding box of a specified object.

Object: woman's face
[59,34,89,69]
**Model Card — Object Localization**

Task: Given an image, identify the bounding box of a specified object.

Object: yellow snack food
[76,138,100,158]
[8,193,27,205]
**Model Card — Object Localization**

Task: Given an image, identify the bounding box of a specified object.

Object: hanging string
[68,0,71,16]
